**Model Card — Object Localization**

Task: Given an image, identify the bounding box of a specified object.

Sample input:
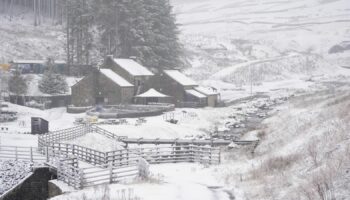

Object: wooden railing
[0,144,148,189]
[38,125,221,166]
[47,143,107,165]
[38,125,92,146]
[38,125,125,148]
[80,163,142,188]
[105,145,221,166]
[92,125,127,141]
[56,158,148,189]
[41,143,221,167]
[34,125,222,189]
[0,146,47,162]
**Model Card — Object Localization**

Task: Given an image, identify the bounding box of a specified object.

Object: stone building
[102,56,154,95]
[71,68,134,107]
[71,56,219,108]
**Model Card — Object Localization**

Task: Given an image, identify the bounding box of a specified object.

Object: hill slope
[0,14,65,62]
[172,0,350,83]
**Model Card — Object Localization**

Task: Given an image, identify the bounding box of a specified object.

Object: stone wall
[71,73,97,107]
[97,73,134,105]
[150,73,197,106]
[1,167,56,200]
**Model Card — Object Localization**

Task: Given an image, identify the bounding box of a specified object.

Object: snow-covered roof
[100,69,133,87]
[135,88,170,98]
[113,59,154,76]
[186,89,207,99]
[12,60,66,64]
[195,86,218,96]
[163,70,198,86]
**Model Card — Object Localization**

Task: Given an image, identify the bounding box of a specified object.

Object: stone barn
[103,56,154,96]
[71,68,134,107]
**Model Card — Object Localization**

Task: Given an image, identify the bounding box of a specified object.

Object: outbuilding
[194,86,219,107]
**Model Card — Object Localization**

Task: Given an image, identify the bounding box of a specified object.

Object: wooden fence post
[79,169,84,189]
[127,149,129,166]
[46,146,49,162]
[109,164,113,183]
[30,147,33,162]
[209,147,212,165]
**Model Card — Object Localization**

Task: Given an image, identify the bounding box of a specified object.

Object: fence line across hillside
[38,124,257,149]
[38,125,222,165]
[38,125,125,147]
[41,142,221,166]
[0,144,149,189]
[2,124,223,190]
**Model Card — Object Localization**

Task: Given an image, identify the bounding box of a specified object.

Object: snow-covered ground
[1,0,350,199]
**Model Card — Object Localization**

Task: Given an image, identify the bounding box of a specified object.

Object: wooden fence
[38,125,125,147]
[38,125,92,146]
[80,163,141,188]
[56,158,148,189]
[0,146,47,162]
[106,145,221,166]
[38,125,221,166]
[47,143,107,165]
[92,125,127,141]
[33,125,221,189]
[42,143,221,166]
[0,144,148,189]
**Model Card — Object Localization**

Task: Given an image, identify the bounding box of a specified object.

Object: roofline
[112,58,154,76]
[100,70,134,87]
[163,70,198,86]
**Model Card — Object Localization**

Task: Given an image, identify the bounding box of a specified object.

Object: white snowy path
[133,163,231,200]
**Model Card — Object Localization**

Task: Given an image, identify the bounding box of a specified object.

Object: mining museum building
[71,56,219,107]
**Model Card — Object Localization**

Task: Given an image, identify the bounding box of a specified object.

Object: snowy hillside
[171,0,350,83]
[216,81,350,199]
[0,14,65,63]
[1,0,349,86]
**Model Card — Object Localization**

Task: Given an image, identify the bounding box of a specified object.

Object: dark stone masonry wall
[1,167,56,200]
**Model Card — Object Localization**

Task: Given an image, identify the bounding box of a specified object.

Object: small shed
[135,88,172,104]
[31,117,49,134]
